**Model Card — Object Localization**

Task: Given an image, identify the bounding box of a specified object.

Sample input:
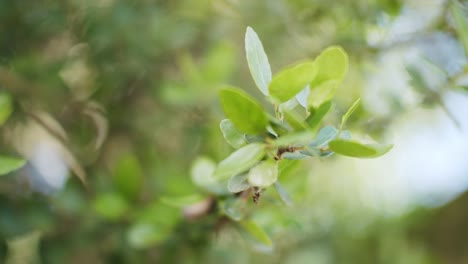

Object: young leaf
[0,93,13,127]
[307,79,339,108]
[247,159,278,188]
[238,220,273,252]
[228,173,251,193]
[339,98,361,134]
[220,119,247,148]
[310,46,348,86]
[219,87,268,134]
[451,1,468,56]
[274,181,292,206]
[329,139,393,158]
[214,143,266,180]
[283,110,307,131]
[0,156,26,175]
[310,126,338,147]
[269,61,315,103]
[306,101,332,130]
[245,26,272,95]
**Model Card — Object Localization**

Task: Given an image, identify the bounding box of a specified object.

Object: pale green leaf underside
[247,160,278,188]
[245,26,272,95]
[220,119,247,148]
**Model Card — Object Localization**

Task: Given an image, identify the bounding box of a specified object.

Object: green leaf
[451,1,468,56]
[269,61,315,103]
[329,139,393,158]
[127,222,169,249]
[113,153,143,200]
[191,157,228,194]
[283,110,307,131]
[0,156,26,175]
[296,85,310,108]
[306,101,332,130]
[0,93,13,126]
[310,46,348,86]
[245,26,272,95]
[160,194,204,208]
[282,152,309,160]
[213,143,266,180]
[220,119,247,148]
[93,192,129,220]
[221,197,245,221]
[274,181,292,206]
[247,159,278,188]
[228,173,251,193]
[219,87,268,134]
[339,98,360,134]
[272,130,314,147]
[307,79,339,108]
[238,220,273,252]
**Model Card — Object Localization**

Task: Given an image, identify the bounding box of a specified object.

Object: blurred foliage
[1,0,468,263]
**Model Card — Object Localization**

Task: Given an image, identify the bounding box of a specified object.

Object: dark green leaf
[245,27,272,95]
[329,139,393,158]
[269,61,315,102]
[220,87,268,134]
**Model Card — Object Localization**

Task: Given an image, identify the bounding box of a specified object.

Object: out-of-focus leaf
[310,46,348,86]
[113,153,143,200]
[0,156,25,176]
[0,92,13,126]
[191,157,228,195]
[307,80,339,108]
[451,1,468,56]
[220,119,247,148]
[93,192,129,220]
[329,139,393,158]
[127,222,169,249]
[272,131,314,147]
[247,159,278,188]
[214,143,266,180]
[219,87,268,134]
[269,62,315,103]
[281,152,309,160]
[306,101,332,131]
[339,98,360,133]
[228,173,251,193]
[221,197,245,221]
[160,194,204,208]
[274,181,292,206]
[245,26,272,95]
[6,231,41,264]
[238,220,273,252]
[283,110,307,131]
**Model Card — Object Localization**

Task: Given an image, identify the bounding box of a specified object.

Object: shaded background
[1,0,468,263]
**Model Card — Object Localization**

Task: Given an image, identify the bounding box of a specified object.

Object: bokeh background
[2,0,468,263]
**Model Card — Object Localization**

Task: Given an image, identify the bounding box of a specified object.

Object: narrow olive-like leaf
[329,139,393,158]
[228,173,251,193]
[238,220,273,252]
[269,61,315,103]
[272,130,314,147]
[214,143,266,180]
[160,194,204,208]
[283,110,307,131]
[245,26,272,95]
[274,181,292,206]
[307,79,339,108]
[220,119,247,148]
[339,98,360,133]
[0,93,13,127]
[248,159,278,188]
[0,156,26,175]
[296,85,310,108]
[451,1,468,56]
[310,126,338,147]
[306,101,332,130]
[220,87,268,134]
[310,46,348,86]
